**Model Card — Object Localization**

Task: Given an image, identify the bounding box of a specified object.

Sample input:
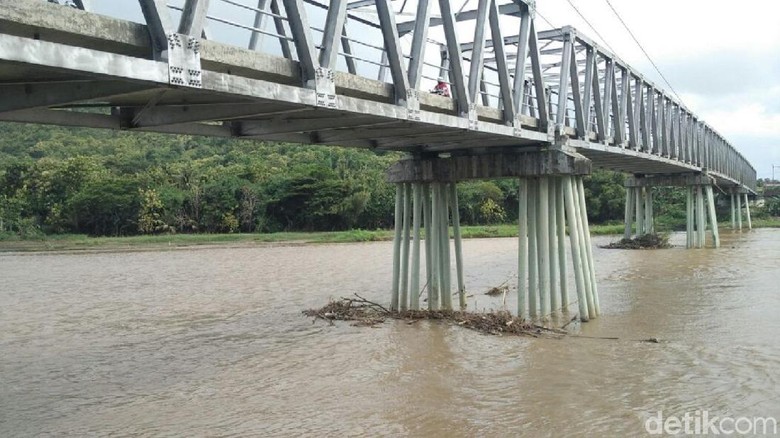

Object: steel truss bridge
[0,0,756,191]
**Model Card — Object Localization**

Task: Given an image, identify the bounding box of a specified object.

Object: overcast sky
[85,0,779,178]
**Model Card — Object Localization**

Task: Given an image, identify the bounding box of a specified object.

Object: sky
[82,0,780,179]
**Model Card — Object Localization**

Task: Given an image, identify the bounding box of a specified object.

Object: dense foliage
[0,121,710,237]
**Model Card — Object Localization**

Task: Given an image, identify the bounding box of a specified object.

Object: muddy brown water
[1,230,779,436]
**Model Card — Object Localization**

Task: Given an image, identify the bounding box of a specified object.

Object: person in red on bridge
[431,78,450,97]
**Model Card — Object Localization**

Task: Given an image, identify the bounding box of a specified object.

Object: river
[1,230,779,436]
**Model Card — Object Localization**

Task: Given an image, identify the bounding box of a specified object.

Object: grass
[2,218,779,253]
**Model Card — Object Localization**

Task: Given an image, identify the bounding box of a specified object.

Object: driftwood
[601,233,671,250]
[303,294,567,338]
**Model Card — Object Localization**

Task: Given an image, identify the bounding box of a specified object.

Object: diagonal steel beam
[437,0,470,115]
[248,0,270,51]
[407,0,431,89]
[270,0,293,59]
[281,0,319,80]
[467,0,490,103]
[488,0,514,123]
[138,0,175,60]
[319,0,348,69]
[374,0,410,103]
[527,19,549,130]
[178,0,211,37]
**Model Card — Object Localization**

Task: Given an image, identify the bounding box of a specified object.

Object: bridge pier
[729,187,752,231]
[388,149,599,322]
[626,174,720,248]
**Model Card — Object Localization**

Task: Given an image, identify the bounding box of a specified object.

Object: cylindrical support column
[696,185,706,248]
[644,187,654,234]
[736,191,743,231]
[391,184,403,310]
[439,183,452,310]
[527,179,539,319]
[410,183,422,310]
[538,177,551,317]
[449,183,466,310]
[556,177,569,311]
[422,184,434,310]
[517,179,529,320]
[705,185,720,248]
[563,176,589,322]
[429,183,440,310]
[635,187,645,235]
[624,186,635,239]
[730,193,736,230]
[548,178,560,314]
[745,193,752,230]
[399,184,412,311]
[686,186,694,249]
[577,177,599,317]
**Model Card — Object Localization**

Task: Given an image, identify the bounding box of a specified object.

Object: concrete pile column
[685,182,719,248]
[390,182,465,312]
[387,149,595,321]
[518,175,598,322]
[624,179,655,238]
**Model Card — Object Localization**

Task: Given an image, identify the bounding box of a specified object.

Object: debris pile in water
[303,294,567,337]
[601,233,671,250]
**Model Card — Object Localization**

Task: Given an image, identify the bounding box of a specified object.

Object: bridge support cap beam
[387,149,592,184]
[625,173,713,188]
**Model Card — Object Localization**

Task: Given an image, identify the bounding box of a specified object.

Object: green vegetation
[1,121,777,246]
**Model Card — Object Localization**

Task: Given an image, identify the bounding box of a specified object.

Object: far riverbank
[2,219,778,253]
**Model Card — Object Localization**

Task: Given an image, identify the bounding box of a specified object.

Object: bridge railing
[532,26,756,190]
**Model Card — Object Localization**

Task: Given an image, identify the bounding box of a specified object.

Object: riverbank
[2,219,778,252]
[0,224,624,253]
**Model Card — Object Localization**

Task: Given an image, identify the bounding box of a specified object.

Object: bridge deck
[0,0,756,191]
